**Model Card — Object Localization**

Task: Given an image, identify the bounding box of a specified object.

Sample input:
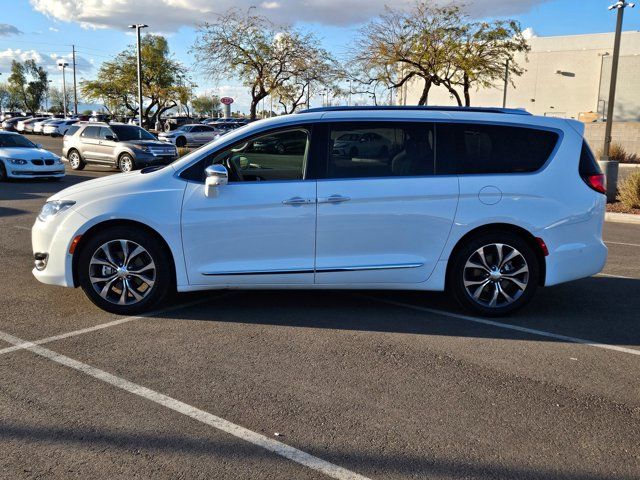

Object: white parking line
[605,241,640,248]
[0,296,218,356]
[366,297,640,357]
[0,329,370,480]
[13,225,31,231]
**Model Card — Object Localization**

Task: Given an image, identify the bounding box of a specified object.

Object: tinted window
[181,128,309,183]
[191,126,204,133]
[65,125,80,136]
[98,127,113,139]
[0,134,36,148]
[81,126,101,139]
[579,141,603,176]
[436,123,558,174]
[110,125,156,141]
[327,123,434,178]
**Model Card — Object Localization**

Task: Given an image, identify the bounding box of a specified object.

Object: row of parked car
[1,114,84,137]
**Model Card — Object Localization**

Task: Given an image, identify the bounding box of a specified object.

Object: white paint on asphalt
[596,273,638,280]
[0,328,370,480]
[13,226,31,231]
[367,297,640,357]
[0,297,217,356]
[605,241,640,248]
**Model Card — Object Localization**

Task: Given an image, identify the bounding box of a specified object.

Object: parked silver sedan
[157,124,219,148]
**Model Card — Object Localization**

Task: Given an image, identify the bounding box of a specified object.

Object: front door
[181,127,317,286]
[79,125,102,161]
[315,121,459,284]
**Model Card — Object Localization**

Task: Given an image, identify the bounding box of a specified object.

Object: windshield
[110,125,156,141]
[0,134,37,148]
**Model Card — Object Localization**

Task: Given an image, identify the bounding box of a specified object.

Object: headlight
[54,157,63,165]
[38,200,76,222]
[8,158,28,165]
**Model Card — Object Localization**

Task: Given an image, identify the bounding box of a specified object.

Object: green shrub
[618,171,640,209]
[177,147,190,158]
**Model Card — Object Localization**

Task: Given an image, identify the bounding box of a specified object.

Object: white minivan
[32,107,607,316]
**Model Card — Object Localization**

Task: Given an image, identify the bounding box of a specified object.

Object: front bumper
[7,165,65,178]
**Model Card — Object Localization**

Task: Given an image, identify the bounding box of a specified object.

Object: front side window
[181,128,309,183]
[436,123,559,175]
[327,123,435,178]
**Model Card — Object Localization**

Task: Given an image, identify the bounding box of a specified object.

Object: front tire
[77,226,174,315]
[175,136,187,148]
[449,231,539,316]
[118,153,135,173]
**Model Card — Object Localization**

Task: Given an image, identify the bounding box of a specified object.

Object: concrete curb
[605,212,640,224]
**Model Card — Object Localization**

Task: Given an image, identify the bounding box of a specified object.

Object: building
[401,31,640,121]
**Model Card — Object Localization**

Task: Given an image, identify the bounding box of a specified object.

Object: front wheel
[118,153,135,173]
[77,227,174,315]
[449,232,539,316]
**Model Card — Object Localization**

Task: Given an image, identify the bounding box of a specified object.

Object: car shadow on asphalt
[164,276,640,348]
[0,174,103,204]
[0,421,635,480]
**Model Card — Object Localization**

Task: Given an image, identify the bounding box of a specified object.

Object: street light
[57,60,69,118]
[128,23,148,127]
[601,1,635,202]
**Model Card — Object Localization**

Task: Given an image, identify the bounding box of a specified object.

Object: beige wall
[584,121,640,157]
[402,31,640,121]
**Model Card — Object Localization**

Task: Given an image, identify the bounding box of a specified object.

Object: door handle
[318,195,351,204]
[282,196,312,206]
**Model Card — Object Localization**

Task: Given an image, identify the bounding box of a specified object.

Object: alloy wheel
[119,156,133,172]
[463,243,529,308]
[89,239,156,305]
[69,152,80,168]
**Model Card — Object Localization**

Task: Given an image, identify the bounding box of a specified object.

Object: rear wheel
[77,226,174,315]
[68,150,85,170]
[175,136,187,148]
[449,231,539,316]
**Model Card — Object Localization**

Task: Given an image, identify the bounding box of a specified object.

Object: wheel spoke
[90,258,116,269]
[465,260,490,273]
[495,243,504,267]
[119,240,129,265]
[101,244,118,267]
[502,276,527,290]
[503,265,529,278]
[472,279,491,299]
[476,247,491,270]
[488,283,500,307]
[118,280,129,305]
[90,273,117,285]
[497,282,514,303]
[499,248,520,269]
[126,279,144,302]
[99,277,118,299]
[129,260,155,275]
[464,278,490,287]
[130,273,155,288]
[126,245,145,267]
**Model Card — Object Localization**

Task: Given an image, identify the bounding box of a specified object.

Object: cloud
[0,48,93,74]
[0,24,22,36]
[30,0,552,31]
[49,26,59,32]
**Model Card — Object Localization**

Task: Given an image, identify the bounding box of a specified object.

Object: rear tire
[77,226,174,315]
[449,231,539,316]
[175,136,187,148]
[68,150,85,170]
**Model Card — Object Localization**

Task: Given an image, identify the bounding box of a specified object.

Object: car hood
[123,140,170,148]
[50,170,141,201]
[0,148,58,160]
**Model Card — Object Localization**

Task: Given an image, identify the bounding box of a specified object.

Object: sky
[1,0,639,113]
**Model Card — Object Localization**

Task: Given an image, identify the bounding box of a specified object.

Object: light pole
[58,60,69,117]
[45,79,52,112]
[601,1,635,202]
[128,23,148,127]
[502,59,510,108]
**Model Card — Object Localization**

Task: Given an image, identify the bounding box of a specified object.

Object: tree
[191,94,221,117]
[7,59,48,114]
[193,9,339,119]
[48,86,70,114]
[81,35,192,127]
[351,1,528,106]
[0,83,22,111]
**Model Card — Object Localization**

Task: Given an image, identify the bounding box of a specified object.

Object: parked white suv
[32,107,607,316]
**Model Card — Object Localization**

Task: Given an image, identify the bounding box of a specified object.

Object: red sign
[220,97,234,105]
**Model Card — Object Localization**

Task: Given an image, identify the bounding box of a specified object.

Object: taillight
[583,174,606,195]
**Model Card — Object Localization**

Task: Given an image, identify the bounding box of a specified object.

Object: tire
[175,136,187,148]
[0,162,7,181]
[448,231,539,316]
[68,149,85,170]
[77,226,174,315]
[118,153,135,173]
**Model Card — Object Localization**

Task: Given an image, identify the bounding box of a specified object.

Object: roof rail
[299,105,531,116]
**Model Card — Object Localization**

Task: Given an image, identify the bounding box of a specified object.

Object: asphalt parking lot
[1,141,639,479]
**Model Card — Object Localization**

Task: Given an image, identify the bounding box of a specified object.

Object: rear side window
[436,123,559,174]
[65,125,80,136]
[81,126,100,139]
[579,141,603,176]
[327,122,435,179]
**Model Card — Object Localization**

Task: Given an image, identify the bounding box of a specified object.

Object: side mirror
[105,135,117,141]
[205,164,228,197]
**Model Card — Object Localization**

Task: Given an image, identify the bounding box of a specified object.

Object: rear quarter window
[436,123,559,175]
[65,125,80,136]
